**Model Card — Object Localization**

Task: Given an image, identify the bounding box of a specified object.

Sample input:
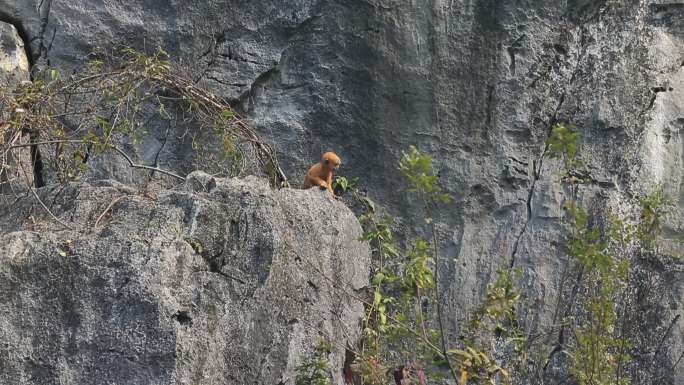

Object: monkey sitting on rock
[303,151,341,197]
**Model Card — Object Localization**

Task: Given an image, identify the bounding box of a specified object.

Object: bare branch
[109,145,185,181]
[16,159,73,231]
[94,195,126,227]
[9,140,185,181]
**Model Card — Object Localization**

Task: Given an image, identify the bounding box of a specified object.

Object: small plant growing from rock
[543,123,678,385]
[296,337,334,385]
[337,146,524,385]
[302,126,676,385]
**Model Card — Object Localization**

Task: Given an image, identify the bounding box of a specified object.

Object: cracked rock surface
[0,21,32,192]
[0,0,683,383]
[0,174,370,385]
[0,22,28,84]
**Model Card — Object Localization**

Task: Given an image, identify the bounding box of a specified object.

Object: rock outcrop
[0,1,682,383]
[0,22,28,84]
[0,174,370,385]
[0,21,32,192]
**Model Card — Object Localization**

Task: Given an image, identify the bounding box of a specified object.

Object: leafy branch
[0,46,287,191]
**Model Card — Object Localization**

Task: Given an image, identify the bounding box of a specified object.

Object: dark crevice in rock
[508,166,537,268]
[0,12,34,69]
[0,13,46,187]
[507,46,516,74]
[35,0,53,69]
[206,74,248,88]
[207,253,224,272]
[510,21,590,270]
[43,25,56,64]
[149,122,171,179]
[205,250,247,284]
[307,280,319,291]
[215,269,246,283]
[509,91,565,269]
[0,0,53,70]
[216,51,264,66]
[566,0,609,24]
[173,310,193,326]
[507,35,525,75]
[29,131,45,188]
[485,84,495,129]
[194,31,226,83]
[235,66,280,109]
[643,85,671,115]
[0,1,52,188]
[645,93,659,113]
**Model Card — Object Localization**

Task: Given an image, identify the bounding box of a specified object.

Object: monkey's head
[321,151,341,171]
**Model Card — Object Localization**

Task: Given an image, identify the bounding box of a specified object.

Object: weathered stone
[0,21,31,193]
[0,22,27,83]
[0,176,370,385]
[0,1,682,383]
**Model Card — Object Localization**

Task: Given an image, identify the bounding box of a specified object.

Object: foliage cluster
[308,124,677,385]
[296,338,334,385]
[0,47,286,191]
[330,147,525,385]
[546,123,676,385]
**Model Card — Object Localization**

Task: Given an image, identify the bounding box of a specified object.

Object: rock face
[0,174,370,385]
[0,21,32,192]
[0,0,683,383]
[0,22,28,84]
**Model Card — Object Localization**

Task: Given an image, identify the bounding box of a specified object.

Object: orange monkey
[303,151,341,196]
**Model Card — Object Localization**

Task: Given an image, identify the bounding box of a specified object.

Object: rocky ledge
[0,173,370,385]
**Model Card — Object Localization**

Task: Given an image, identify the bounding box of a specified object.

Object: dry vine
[0,46,287,193]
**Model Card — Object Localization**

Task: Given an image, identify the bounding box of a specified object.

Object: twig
[94,195,126,227]
[1,130,24,159]
[4,59,289,187]
[429,216,460,383]
[109,144,184,181]
[16,160,73,231]
[151,73,289,184]
[288,237,447,358]
[57,71,124,91]
[10,139,185,181]
[27,186,72,230]
[9,139,86,148]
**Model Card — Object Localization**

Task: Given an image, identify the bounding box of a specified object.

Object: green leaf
[373,290,381,306]
[372,272,385,285]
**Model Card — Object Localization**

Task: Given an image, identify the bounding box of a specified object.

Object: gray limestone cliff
[0,1,683,384]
